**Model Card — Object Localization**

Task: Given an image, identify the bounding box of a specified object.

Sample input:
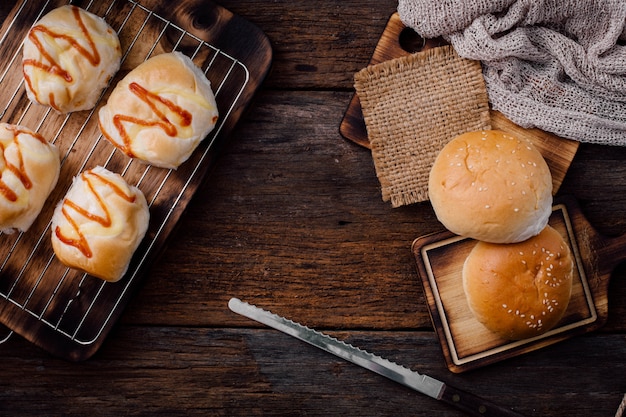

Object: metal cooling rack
[0,0,250,349]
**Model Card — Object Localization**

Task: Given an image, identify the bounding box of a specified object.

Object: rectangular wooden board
[412,197,624,372]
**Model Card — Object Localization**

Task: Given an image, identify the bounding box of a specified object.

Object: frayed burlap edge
[354,45,491,207]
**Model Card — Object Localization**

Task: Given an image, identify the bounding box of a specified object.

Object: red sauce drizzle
[22,6,102,107]
[55,170,136,258]
[0,126,46,202]
[101,82,193,158]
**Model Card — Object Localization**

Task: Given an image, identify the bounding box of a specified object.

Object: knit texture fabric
[398,0,626,145]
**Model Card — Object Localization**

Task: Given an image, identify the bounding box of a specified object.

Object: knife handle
[439,383,526,417]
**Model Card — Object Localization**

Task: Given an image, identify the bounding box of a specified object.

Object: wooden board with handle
[0,0,272,361]
[412,196,622,373]
[339,12,579,194]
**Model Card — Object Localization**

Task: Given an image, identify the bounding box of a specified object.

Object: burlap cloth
[354,45,490,207]
[398,0,626,146]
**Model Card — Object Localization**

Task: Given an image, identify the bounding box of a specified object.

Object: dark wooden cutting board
[412,196,624,373]
[0,0,272,361]
[340,12,579,194]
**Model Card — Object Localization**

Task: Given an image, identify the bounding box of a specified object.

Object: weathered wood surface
[0,0,625,416]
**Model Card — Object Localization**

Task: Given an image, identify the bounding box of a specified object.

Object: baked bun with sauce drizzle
[22,5,121,113]
[0,123,60,233]
[428,130,553,244]
[463,225,574,340]
[50,166,149,282]
[98,52,219,169]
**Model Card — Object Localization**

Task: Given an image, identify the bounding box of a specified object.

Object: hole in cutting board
[398,27,426,53]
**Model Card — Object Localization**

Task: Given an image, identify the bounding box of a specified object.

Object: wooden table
[0,1,625,416]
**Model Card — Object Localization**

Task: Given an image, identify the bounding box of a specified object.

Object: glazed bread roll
[463,225,574,340]
[51,166,149,282]
[22,5,121,113]
[0,123,60,233]
[428,130,553,243]
[98,52,219,169]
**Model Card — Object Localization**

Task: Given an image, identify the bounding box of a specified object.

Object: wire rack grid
[0,0,250,352]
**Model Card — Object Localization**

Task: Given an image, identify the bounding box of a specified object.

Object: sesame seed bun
[428,130,553,243]
[462,225,574,340]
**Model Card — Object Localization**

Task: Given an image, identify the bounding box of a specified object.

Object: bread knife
[228,298,525,417]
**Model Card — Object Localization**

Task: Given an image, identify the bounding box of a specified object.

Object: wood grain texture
[0,327,624,417]
[0,1,624,416]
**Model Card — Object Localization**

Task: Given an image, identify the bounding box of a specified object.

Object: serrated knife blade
[228,298,525,417]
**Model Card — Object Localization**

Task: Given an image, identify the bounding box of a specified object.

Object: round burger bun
[428,130,553,243]
[462,225,574,341]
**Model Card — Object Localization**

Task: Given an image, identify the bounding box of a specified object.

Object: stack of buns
[428,130,573,340]
[14,5,221,282]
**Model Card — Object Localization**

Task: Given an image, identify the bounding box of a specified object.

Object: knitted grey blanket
[398,0,626,145]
